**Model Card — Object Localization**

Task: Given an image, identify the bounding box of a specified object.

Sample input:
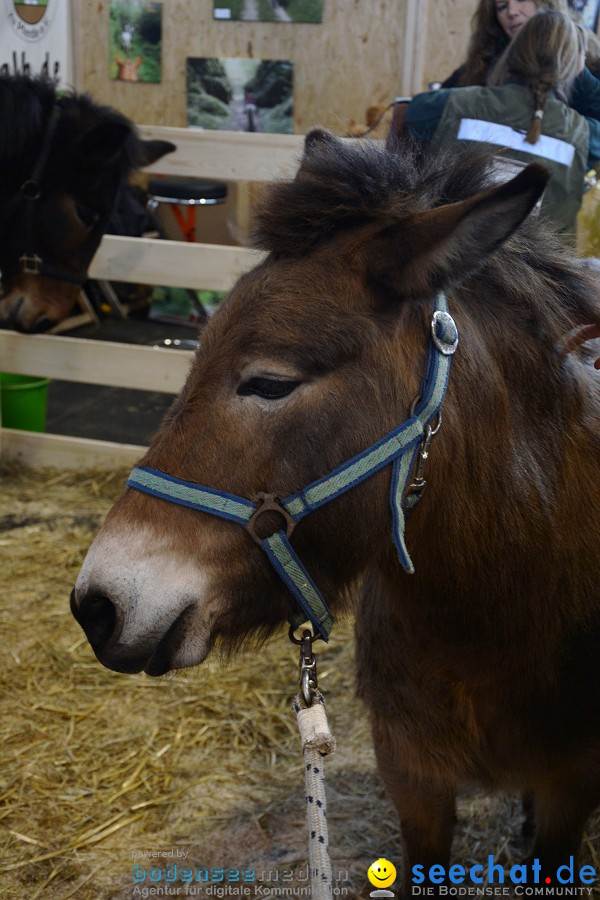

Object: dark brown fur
[73,133,600,893]
[0,75,173,331]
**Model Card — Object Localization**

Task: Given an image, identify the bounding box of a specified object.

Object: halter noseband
[126,293,459,642]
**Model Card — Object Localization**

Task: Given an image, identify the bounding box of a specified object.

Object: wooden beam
[137,127,306,181]
[0,429,146,469]
[89,236,264,290]
[0,333,193,393]
[402,0,430,95]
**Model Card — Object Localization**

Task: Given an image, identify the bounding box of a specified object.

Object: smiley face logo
[368,858,397,889]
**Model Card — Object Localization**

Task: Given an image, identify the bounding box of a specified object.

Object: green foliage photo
[109,1,162,84]
[213,0,323,23]
[187,57,293,134]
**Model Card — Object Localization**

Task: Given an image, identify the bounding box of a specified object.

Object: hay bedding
[0,465,598,900]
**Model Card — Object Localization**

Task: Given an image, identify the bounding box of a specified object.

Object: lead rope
[292,631,336,900]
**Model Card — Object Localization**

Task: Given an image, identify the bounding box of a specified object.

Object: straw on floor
[0,465,598,900]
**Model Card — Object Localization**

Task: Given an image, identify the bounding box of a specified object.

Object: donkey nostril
[76,591,117,648]
[31,316,55,333]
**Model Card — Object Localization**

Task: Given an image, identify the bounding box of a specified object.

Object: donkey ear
[303,128,338,153]
[371,163,550,298]
[297,128,340,176]
[136,139,177,167]
[78,121,133,168]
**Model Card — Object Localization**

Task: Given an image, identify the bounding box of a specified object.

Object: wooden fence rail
[89,238,264,291]
[0,127,309,469]
[138,128,306,181]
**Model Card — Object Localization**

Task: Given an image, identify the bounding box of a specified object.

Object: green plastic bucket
[0,373,51,432]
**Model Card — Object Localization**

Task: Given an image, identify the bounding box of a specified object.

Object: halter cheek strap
[4,103,88,288]
[126,292,459,642]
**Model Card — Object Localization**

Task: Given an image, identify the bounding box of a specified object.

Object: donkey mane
[253,135,600,347]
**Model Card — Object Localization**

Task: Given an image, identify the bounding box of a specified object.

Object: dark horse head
[0,75,175,332]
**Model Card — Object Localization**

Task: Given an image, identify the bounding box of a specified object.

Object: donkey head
[72,133,548,676]
[0,76,174,331]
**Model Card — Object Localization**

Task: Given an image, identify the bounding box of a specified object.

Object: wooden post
[401,0,430,97]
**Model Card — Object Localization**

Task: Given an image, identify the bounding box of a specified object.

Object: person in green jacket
[406,10,600,244]
[442,0,600,123]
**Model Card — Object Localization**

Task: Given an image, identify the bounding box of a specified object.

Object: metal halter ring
[289,623,324,645]
[410,395,443,432]
[20,180,41,201]
[246,492,296,546]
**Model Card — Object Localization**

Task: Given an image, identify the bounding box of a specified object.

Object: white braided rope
[293,691,336,900]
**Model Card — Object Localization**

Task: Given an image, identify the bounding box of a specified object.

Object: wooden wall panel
[71,0,479,249]
[420,0,477,90]
[74,0,418,134]
[73,1,482,132]
[73,0,480,132]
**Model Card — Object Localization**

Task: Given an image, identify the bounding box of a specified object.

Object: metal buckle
[19,254,42,275]
[246,492,296,546]
[431,310,459,356]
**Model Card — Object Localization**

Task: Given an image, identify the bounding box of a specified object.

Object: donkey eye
[75,203,100,227]
[237,377,301,399]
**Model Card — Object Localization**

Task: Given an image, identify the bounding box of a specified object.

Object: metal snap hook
[297,628,318,706]
[405,412,443,502]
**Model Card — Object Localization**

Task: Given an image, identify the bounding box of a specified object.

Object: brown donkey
[72,133,600,894]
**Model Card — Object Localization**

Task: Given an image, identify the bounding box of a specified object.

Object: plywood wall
[421,0,478,88]
[73,0,476,134]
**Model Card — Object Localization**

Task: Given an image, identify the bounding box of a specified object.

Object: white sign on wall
[0,0,75,87]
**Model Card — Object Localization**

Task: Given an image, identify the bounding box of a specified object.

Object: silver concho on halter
[431,310,458,356]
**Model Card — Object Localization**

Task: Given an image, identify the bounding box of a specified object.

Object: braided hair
[488,9,586,144]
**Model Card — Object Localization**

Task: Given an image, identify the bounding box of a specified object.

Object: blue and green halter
[127,292,458,642]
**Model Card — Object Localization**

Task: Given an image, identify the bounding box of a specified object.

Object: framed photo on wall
[213,0,323,24]
[187,57,293,133]
[109,0,163,83]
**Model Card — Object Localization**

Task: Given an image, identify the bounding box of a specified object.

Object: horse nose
[70,588,117,649]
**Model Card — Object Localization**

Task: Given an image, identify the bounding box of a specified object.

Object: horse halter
[127,293,459,642]
[8,103,87,287]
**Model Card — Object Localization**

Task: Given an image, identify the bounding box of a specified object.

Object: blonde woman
[407,11,600,243]
[442,0,600,121]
